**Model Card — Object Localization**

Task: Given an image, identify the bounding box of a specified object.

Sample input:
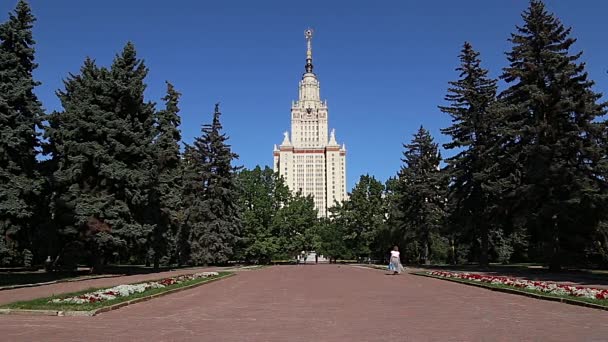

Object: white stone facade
[273,30,347,217]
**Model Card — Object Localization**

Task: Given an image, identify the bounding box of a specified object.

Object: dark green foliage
[396,126,446,264]
[313,217,351,263]
[497,0,607,270]
[235,166,335,263]
[46,43,156,271]
[178,145,201,265]
[594,222,608,267]
[2,0,606,271]
[319,175,390,262]
[380,177,401,259]
[0,0,44,266]
[271,192,317,259]
[149,82,182,268]
[235,166,290,263]
[183,104,241,265]
[340,174,386,259]
[439,42,500,266]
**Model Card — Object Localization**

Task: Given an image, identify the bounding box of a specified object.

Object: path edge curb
[0,273,236,317]
[412,272,608,312]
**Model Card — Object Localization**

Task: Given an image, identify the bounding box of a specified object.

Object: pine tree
[185,104,241,265]
[397,126,445,264]
[439,42,499,266]
[150,82,182,268]
[47,43,156,271]
[498,0,607,270]
[0,0,44,265]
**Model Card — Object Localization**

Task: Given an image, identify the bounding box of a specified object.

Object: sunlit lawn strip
[415,271,608,310]
[1,271,232,312]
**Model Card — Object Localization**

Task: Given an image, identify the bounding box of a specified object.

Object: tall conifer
[150,82,182,268]
[184,104,241,265]
[439,42,500,266]
[47,43,156,270]
[498,1,607,269]
[397,126,445,264]
[0,0,44,265]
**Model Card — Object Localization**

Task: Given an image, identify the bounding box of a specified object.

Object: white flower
[428,270,607,301]
[48,272,220,305]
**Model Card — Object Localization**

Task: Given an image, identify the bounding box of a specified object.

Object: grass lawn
[1,271,232,312]
[417,272,608,309]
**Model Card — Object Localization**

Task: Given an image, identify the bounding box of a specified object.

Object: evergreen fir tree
[150,82,182,268]
[47,43,157,271]
[46,59,118,270]
[178,144,202,265]
[0,0,44,265]
[498,0,607,270]
[439,42,500,266]
[397,126,445,264]
[108,43,157,265]
[185,104,241,265]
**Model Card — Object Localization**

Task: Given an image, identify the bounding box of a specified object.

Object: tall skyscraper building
[273,29,347,217]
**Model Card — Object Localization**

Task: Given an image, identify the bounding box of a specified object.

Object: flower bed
[428,271,608,301]
[1,271,230,313]
[50,272,219,304]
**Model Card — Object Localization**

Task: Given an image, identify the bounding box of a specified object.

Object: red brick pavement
[0,266,223,305]
[0,265,607,341]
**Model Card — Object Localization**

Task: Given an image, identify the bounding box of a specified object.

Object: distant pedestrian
[315,254,318,264]
[389,246,405,275]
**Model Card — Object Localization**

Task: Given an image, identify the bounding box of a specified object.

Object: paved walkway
[0,265,607,341]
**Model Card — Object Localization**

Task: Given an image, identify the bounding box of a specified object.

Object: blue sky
[3,0,607,191]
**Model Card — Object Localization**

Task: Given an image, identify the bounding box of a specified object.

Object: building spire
[304,28,314,73]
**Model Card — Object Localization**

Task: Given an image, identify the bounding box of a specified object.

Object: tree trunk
[153,255,160,270]
[549,251,561,271]
[479,225,489,267]
[549,216,561,271]
[450,238,456,265]
[91,254,104,274]
[423,240,431,265]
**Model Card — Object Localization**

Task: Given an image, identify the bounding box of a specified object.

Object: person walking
[389,246,405,275]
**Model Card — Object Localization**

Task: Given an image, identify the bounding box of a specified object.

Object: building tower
[273,29,347,217]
